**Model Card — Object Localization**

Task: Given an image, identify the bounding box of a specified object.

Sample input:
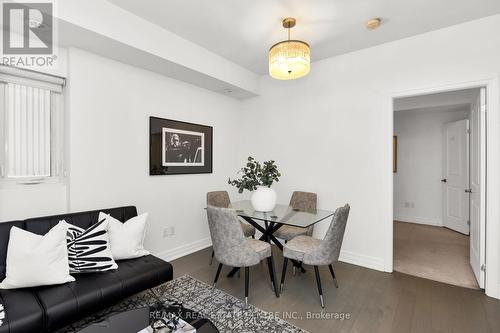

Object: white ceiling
[107,0,500,74]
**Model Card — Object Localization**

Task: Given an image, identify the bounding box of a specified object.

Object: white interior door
[470,88,486,288]
[443,119,470,235]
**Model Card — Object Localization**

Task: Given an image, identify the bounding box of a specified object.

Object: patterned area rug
[58,274,308,333]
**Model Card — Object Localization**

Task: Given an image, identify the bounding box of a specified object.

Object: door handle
[441,179,447,183]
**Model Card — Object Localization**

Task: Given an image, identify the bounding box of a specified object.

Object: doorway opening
[392,87,486,289]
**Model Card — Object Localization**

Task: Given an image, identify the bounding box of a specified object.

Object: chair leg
[266,256,278,297]
[314,266,325,308]
[251,235,255,239]
[280,258,288,294]
[265,258,274,291]
[209,250,214,265]
[328,264,339,288]
[213,263,223,288]
[244,267,249,309]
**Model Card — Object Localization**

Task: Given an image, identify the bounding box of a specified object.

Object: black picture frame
[149,116,213,175]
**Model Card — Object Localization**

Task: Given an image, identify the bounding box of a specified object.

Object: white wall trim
[383,91,394,273]
[485,77,500,299]
[153,238,388,274]
[388,76,500,300]
[394,215,443,227]
[155,237,212,262]
[339,250,385,272]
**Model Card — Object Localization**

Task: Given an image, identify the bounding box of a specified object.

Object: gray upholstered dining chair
[274,191,317,240]
[207,191,256,265]
[280,204,350,308]
[207,206,278,308]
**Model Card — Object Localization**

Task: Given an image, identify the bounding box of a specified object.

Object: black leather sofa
[0,206,173,333]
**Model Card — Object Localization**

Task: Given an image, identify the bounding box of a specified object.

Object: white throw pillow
[99,212,150,260]
[64,219,118,273]
[0,222,75,289]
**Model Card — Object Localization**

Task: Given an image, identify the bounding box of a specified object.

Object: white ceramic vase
[251,186,277,212]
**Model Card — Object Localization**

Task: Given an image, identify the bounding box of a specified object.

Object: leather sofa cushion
[114,255,172,295]
[0,289,44,333]
[35,255,173,331]
[24,206,138,236]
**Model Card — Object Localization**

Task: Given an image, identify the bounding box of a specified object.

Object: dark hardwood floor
[171,246,500,333]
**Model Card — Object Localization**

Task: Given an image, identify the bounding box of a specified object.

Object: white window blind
[0,66,65,185]
[6,84,52,178]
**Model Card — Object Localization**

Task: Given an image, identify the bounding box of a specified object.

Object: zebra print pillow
[64,219,118,273]
[0,303,4,327]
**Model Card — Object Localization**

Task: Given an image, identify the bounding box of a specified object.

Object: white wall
[1,46,245,259]
[0,185,68,221]
[66,48,242,257]
[240,14,500,275]
[393,109,469,226]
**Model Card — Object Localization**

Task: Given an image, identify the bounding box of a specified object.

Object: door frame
[386,77,500,299]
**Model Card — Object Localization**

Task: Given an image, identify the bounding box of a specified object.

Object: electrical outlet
[163,226,175,238]
[404,202,410,208]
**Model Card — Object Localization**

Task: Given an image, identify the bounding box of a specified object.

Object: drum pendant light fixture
[268,17,310,80]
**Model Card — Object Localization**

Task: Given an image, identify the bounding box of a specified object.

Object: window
[0,66,65,186]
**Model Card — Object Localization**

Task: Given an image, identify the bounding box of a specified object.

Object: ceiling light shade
[269,18,310,80]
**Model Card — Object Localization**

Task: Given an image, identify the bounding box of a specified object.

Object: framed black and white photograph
[162,128,204,166]
[150,117,212,175]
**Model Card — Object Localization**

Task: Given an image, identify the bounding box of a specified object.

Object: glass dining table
[226,200,335,278]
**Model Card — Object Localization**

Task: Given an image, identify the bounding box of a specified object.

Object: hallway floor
[394,221,479,289]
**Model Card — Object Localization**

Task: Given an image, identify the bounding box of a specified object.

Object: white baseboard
[394,214,443,227]
[155,237,212,262]
[338,250,385,272]
[153,237,386,274]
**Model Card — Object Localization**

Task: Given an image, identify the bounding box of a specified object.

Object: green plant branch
[228,156,281,193]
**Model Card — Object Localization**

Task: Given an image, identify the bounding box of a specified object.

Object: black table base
[226,216,306,280]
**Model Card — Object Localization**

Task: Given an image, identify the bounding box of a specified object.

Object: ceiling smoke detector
[366,18,382,30]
